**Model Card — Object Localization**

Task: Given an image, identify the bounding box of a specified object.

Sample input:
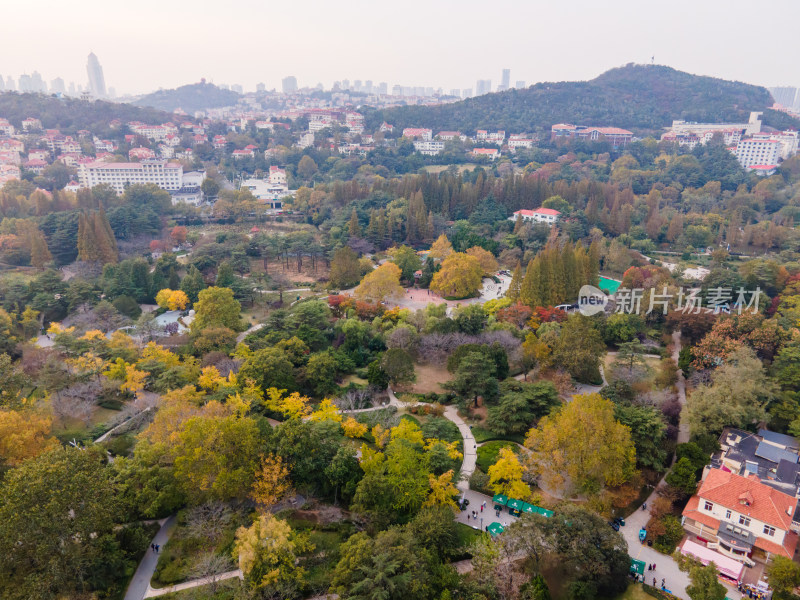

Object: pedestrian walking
[661,579,665,588]
[156,544,160,553]
[647,564,651,571]
[151,543,155,552]
[480,504,484,512]
[653,563,656,571]
[467,513,470,521]
[653,578,656,586]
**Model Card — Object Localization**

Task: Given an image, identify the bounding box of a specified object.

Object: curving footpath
[124,516,177,600]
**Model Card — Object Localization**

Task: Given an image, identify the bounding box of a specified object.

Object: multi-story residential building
[511,208,561,224]
[232,148,255,159]
[78,160,183,194]
[402,128,432,140]
[27,149,49,161]
[471,148,500,160]
[436,131,466,142]
[476,130,505,145]
[23,158,47,174]
[0,118,16,136]
[0,139,24,154]
[551,124,633,148]
[22,118,42,131]
[736,138,780,168]
[413,140,445,156]
[129,147,156,161]
[508,134,535,151]
[661,128,743,149]
[379,122,394,133]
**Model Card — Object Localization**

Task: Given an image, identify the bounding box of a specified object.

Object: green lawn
[471,426,525,445]
[609,583,653,600]
[476,441,521,472]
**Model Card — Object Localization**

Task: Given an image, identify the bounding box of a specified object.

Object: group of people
[465,501,488,523]
[150,543,161,553]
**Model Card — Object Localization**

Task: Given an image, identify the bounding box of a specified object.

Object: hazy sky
[2,0,798,96]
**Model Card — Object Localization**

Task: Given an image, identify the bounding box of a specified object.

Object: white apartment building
[667,111,763,138]
[511,208,561,224]
[402,128,432,140]
[508,135,535,151]
[0,119,16,136]
[736,138,780,168]
[476,130,506,145]
[414,140,445,156]
[78,160,183,194]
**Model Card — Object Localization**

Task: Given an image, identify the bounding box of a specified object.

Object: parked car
[608,520,620,531]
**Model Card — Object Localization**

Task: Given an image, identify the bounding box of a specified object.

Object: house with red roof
[511,207,561,225]
[682,468,800,564]
[471,147,500,161]
[551,124,633,148]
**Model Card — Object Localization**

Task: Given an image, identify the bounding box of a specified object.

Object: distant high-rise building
[31,71,46,93]
[231,84,243,94]
[449,88,460,97]
[256,82,266,92]
[463,88,473,98]
[50,77,65,94]
[769,86,797,107]
[515,80,526,89]
[282,76,298,93]
[476,79,492,96]
[353,79,362,92]
[0,76,4,92]
[342,79,350,90]
[364,80,373,94]
[500,68,510,91]
[68,81,76,96]
[87,52,107,98]
[18,74,32,92]
[6,76,15,91]
[391,84,402,96]
[378,82,388,95]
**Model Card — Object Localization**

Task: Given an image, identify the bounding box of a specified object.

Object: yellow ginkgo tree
[487,447,530,500]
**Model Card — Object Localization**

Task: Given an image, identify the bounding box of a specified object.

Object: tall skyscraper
[476,79,492,96]
[6,76,15,91]
[282,76,298,93]
[463,88,473,98]
[50,77,65,94]
[500,68,510,91]
[86,52,107,98]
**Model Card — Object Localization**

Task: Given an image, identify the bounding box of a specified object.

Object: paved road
[124,516,177,600]
[144,569,242,598]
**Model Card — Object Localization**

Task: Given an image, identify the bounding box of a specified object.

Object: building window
[764,525,776,536]
[704,501,713,511]
[739,516,751,527]
[725,510,732,519]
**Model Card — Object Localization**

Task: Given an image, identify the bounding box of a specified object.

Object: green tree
[551,314,606,384]
[297,155,318,179]
[381,348,416,386]
[486,380,559,435]
[215,260,235,287]
[613,403,667,470]
[239,347,297,393]
[388,245,422,283]
[0,447,120,599]
[330,246,362,289]
[687,347,777,437]
[180,265,206,303]
[445,350,499,407]
[767,556,800,600]
[686,563,727,600]
[665,457,699,496]
[305,351,339,397]
[190,286,243,334]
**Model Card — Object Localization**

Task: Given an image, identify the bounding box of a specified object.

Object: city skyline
[0,0,798,97]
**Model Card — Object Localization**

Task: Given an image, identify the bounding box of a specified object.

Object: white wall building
[511,208,561,224]
[736,138,780,168]
[413,140,445,155]
[78,159,183,194]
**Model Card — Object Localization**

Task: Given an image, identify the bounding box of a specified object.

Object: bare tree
[335,387,374,411]
[185,501,233,548]
[189,552,234,595]
[52,381,100,426]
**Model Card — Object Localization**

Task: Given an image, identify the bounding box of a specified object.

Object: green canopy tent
[507,498,523,515]
[630,558,646,576]
[487,522,505,536]
[492,494,508,511]
[521,503,553,518]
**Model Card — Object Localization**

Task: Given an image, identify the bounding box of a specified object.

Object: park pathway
[124,516,177,600]
[143,569,243,598]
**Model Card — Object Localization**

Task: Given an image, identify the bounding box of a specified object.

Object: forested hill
[0,92,175,136]
[133,82,240,113]
[365,64,800,134]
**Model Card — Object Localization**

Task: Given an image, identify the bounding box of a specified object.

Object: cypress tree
[507,262,523,301]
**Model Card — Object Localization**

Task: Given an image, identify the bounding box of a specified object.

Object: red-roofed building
[551,124,633,148]
[23,158,47,173]
[471,147,500,161]
[402,128,432,141]
[682,469,800,564]
[511,207,561,225]
[232,148,255,159]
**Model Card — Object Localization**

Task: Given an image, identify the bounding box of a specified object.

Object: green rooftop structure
[487,522,505,536]
[521,503,554,518]
[492,494,508,507]
[630,558,646,576]
[507,498,523,515]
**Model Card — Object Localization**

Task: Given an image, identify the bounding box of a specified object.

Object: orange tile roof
[682,495,722,530]
[754,532,798,558]
[698,469,797,530]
